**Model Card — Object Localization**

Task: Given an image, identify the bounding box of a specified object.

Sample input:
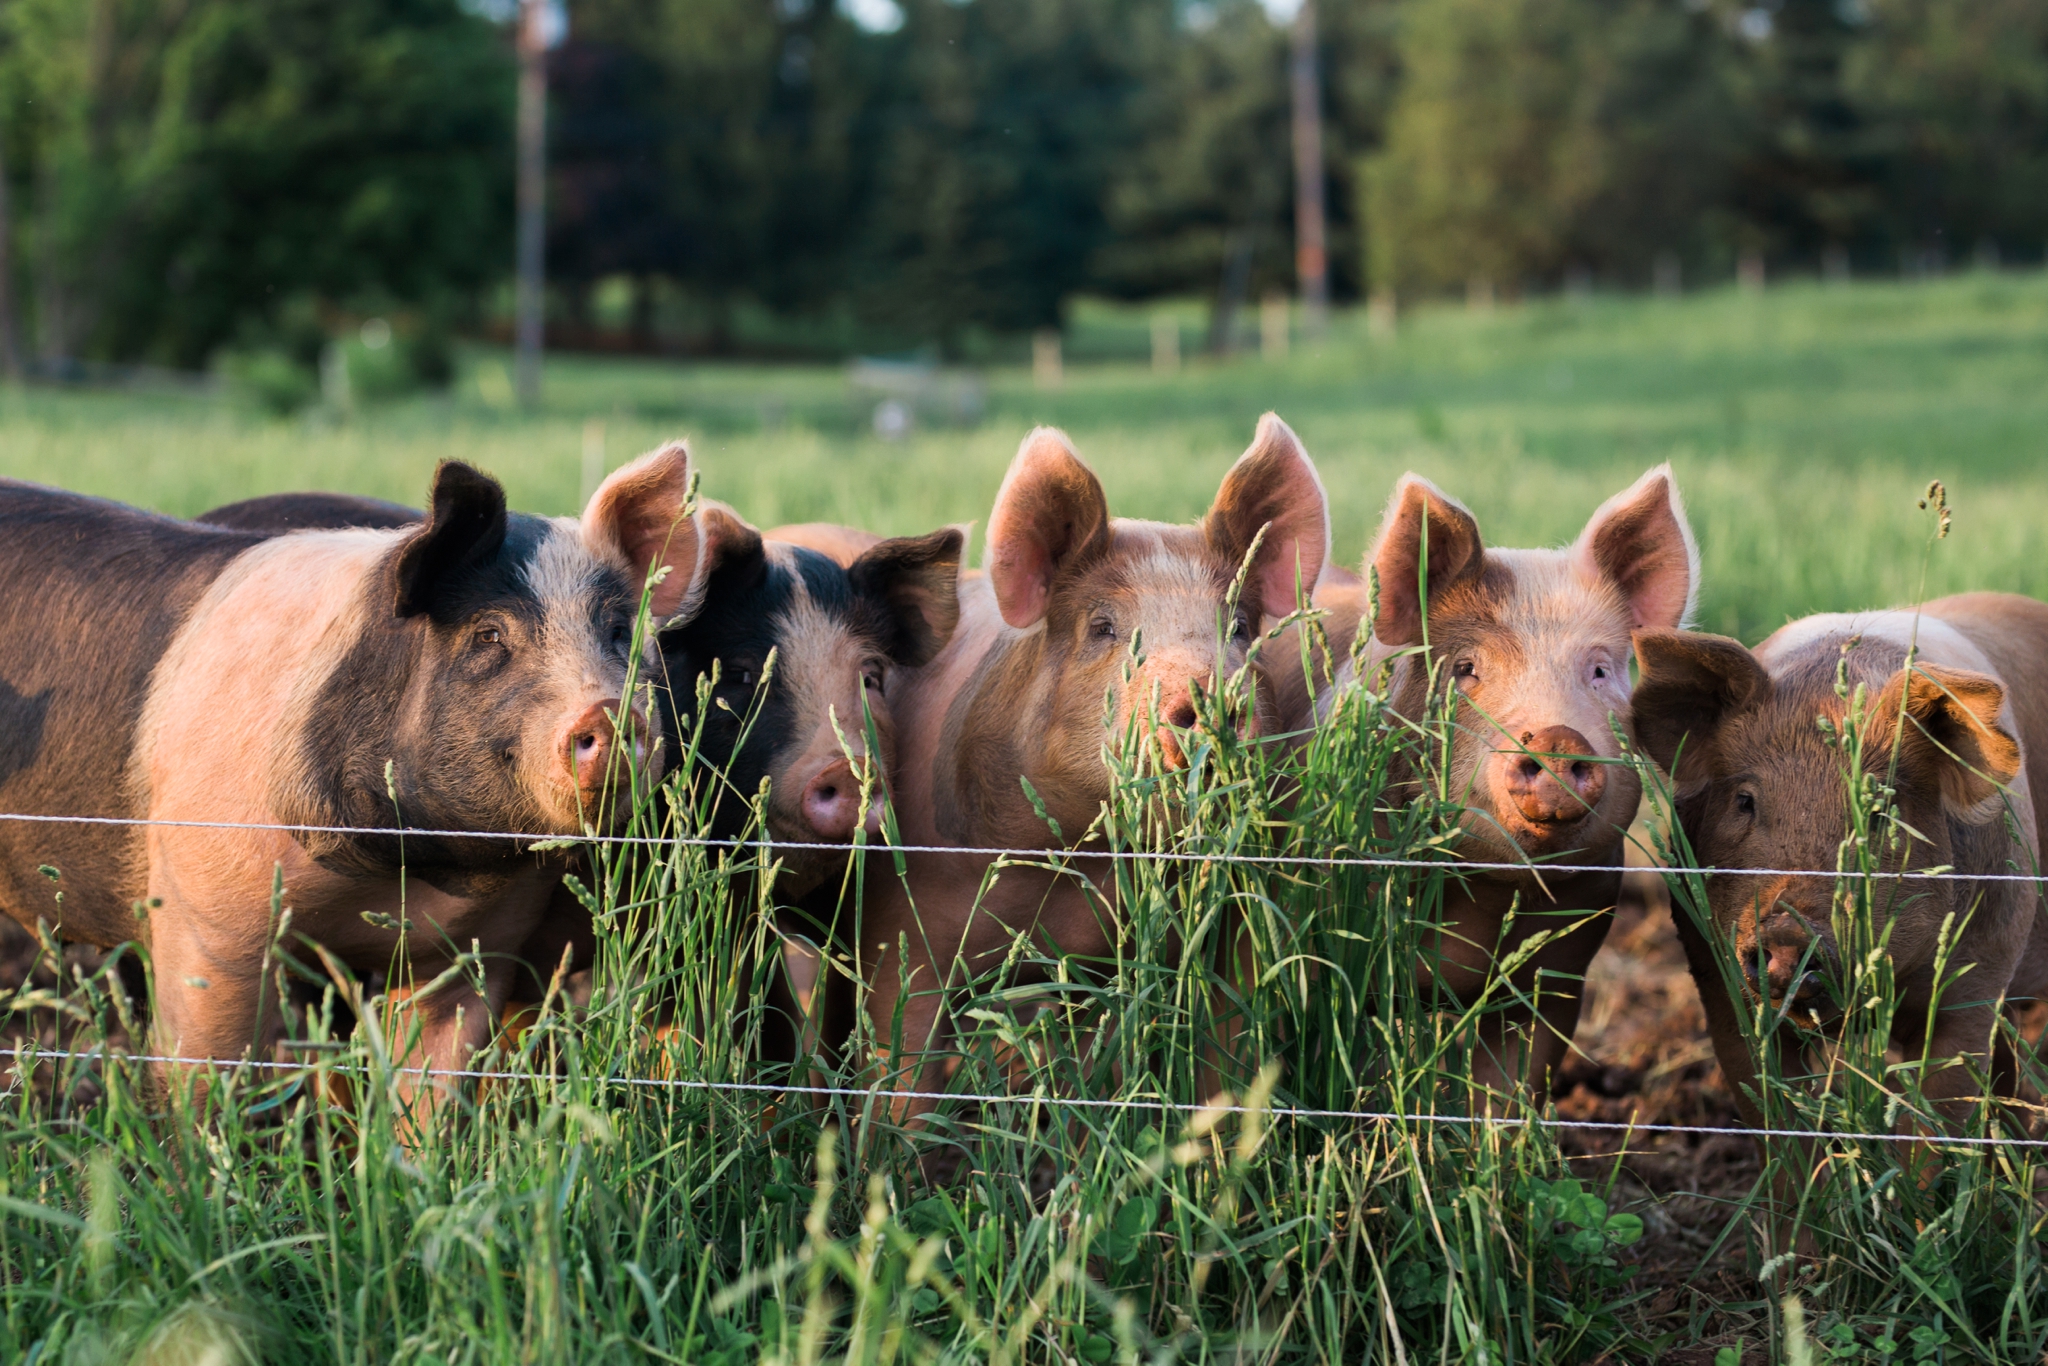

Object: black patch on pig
[201,493,421,533]
[278,468,640,877]
[657,537,799,838]
[0,482,260,942]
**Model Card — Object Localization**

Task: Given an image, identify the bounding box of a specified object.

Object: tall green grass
[1,273,2046,1360]
[4,574,2041,1362]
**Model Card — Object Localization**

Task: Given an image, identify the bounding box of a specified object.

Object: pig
[1630,595,2048,1125]
[1280,466,1698,1105]
[0,447,702,1113]
[832,413,1329,1119]
[201,492,422,532]
[196,490,964,1047]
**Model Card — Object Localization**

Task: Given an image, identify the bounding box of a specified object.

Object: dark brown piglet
[1633,594,2048,1126]
[1279,466,1698,1104]
[0,447,704,1122]
[845,412,1328,1120]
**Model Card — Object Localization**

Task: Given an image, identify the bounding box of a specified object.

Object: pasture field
[0,273,2044,1363]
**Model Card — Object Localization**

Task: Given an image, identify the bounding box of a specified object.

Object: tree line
[1,0,2043,370]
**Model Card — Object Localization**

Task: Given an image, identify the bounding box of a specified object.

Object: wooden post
[0,135,19,380]
[1032,329,1063,389]
[1260,292,1291,360]
[515,0,549,408]
[1290,0,1328,339]
[1151,315,1180,374]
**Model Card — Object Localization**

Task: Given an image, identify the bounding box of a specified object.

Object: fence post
[1032,329,1063,389]
[1151,315,1180,375]
[1260,293,1291,361]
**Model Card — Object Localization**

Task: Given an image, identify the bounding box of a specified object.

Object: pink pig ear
[1204,412,1329,620]
[1367,473,1485,647]
[582,441,704,622]
[986,427,1110,629]
[1574,464,1697,631]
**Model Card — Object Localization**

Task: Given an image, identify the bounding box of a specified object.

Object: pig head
[942,412,1328,844]
[1356,465,1697,871]
[660,504,962,896]
[1632,599,2048,1122]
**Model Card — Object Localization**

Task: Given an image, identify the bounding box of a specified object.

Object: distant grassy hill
[4,270,2043,640]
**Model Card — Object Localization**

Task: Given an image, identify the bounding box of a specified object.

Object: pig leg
[387,956,519,1138]
[145,914,290,1108]
[1667,892,1772,1126]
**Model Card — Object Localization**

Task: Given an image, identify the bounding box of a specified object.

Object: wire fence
[4,807,2046,1152]
[2,1045,2043,1150]
[0,809,2034,883]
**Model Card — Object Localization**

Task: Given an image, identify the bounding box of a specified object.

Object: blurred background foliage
[0,0,2043,370]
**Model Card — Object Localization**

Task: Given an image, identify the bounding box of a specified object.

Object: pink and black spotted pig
[0,447,704,1111]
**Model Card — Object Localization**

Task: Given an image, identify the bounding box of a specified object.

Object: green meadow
[5,269,2046,638]
[0,272,2044,1364]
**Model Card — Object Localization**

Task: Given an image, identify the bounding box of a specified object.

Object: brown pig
[1283,466,1699,1104]
[837,413,1328,1116]
[0,448,706,1118]
[1631,595,2048,1124]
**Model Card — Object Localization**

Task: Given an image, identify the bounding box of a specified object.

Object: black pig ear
[850,527,964,668]
[394,461,508,617]
[1630,630,1769,780]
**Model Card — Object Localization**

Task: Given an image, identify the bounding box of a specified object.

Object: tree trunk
[514,0,548,406]
[1290,0,1328,338]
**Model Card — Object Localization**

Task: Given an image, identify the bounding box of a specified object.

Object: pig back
[0,482,259,944]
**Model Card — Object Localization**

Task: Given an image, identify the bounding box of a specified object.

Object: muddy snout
[1496,726,1607,827]
[800,756,883,840]
[561,698,650,803]
[1737,906,1837,1015]
[1153,688,1201,769]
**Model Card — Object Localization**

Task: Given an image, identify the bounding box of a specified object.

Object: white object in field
[872,399,912,440]
[359,318,391,350]
[1739,252,1766,293]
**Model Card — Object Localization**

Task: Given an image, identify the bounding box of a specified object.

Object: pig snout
[800,757,880,840]
[1497,726,1607,826]
[561,699,642,798]
[1739,906,1834,1012]
[1153,690,1201,770]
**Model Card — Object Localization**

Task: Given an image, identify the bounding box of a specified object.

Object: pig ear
[394,460,508,617]
[582,442,704,622]
[849,527,965,668]
[1630,630,1769,780]
[1872,664,2022,822]
[986,427,1109,629]
[1204,412,1329,620]
[1367,473,1484,647]
[1574,464,1698,631]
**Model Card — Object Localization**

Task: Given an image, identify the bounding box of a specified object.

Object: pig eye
[1230,614,1252,643]
[1735,790,1756,817]
[474,627,504,648]
[1090,616,1116,642]
[1452,659,1477,684]
[1591,664,1609,681]
[861,659,886,694]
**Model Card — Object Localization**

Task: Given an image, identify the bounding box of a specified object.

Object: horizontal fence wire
[5,807,2046,1152]
[0,809,2033,883]
[1,1046,2044,1150]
